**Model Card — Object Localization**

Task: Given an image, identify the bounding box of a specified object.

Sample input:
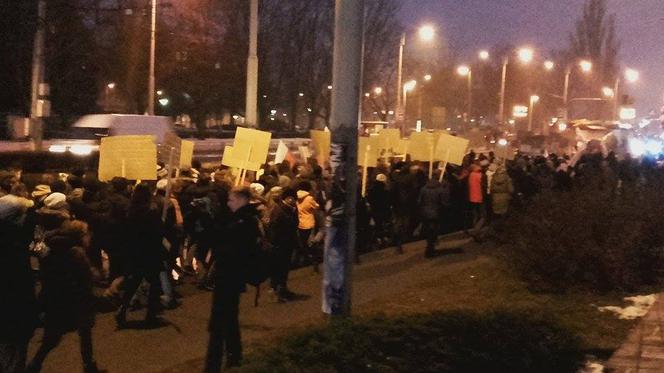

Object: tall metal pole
[30,0,46,151]
[528,97,535,132]
[245,0,259,128]
[323,0,364,317]
[147,0,157,115]
[498,58,507,124]
[562,67,571,122]
[467,69,473,120]
[396,33,405,133]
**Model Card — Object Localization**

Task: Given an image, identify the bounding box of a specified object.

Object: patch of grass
[235,309,584,373]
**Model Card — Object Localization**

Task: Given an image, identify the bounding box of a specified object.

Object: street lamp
[613,67,639,120]
[479,50,490,61]
[602,87,615,98]
[403,80,417,123]
[562,59,593,121]
[498,46,535,124]
[457,65,472,119]
[373,87,383,95]
[423,74,432,81]
[544,60,555,71]
[528,95,540,132]
[396,24,435,133]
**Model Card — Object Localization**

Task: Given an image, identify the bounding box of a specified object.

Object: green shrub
[235,310,583,373]
[500,181,664,293]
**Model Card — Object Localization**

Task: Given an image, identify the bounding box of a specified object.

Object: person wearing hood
[490,165,514,217]
[205,187,260,372]
[418,175,448,257]
[294,181,319,268]
[26,220,101,373]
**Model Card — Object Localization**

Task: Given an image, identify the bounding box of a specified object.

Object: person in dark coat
[267,187,299,301]
[367,173,391,247]
[0,191,37,373]
[115,183,165,328]
[26,220,100,373]
[205,187,259,372]
[418,177,447,257]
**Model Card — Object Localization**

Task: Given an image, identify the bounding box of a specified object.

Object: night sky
[400,0,663,115]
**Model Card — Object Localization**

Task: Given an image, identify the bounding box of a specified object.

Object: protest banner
[234,127,272,166]
[377,128,401,155]
[98,135,157,181]
[275,140,289,164]
[179,140,194,168]
[435,133,469,166]
[310,130,331,164]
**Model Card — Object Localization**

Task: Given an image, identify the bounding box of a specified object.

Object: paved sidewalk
[607,294,664,372]
[31,232,475,373]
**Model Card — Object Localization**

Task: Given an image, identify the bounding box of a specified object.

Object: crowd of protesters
[0,145,656,372]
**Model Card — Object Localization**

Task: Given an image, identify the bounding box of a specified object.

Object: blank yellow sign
[358,136,380,167]
[234,127,271,166]
[310,130,330,163]
[435,133,469,166]
[180,140,194,168]
[98,135,157,181]
[222,142,262,171]
[409,132,436,161]
[377,128,401,153]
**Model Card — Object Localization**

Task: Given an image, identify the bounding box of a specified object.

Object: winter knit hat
[250,183,265,196]
[43,192,67,210]
[375,173,387,182]
[31,184,51,200]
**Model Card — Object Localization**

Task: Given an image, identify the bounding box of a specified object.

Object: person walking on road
[205,187,260,372]
[267,187,299,302]
[418,176,448,257]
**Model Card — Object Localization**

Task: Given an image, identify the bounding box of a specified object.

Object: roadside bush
[500,181,664,293]
[235,310,583,373]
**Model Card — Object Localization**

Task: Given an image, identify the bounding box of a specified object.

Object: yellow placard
[179,140,194,168]
[222,142,262,171]
[434,133,469,166]
[234,127,272,167]
[358,136,380,167]
[396,139,410,155]
[310,130,331,163]
[409,132,436,161]
[377,128,401,153]
[98,135,157,181]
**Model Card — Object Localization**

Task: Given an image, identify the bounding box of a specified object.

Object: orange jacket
[297,190,319,229]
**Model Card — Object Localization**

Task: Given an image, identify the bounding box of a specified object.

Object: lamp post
[396,25,435,134]
[403,80,417,125]
[498,47,534,124]
[147,0,157,115]
[457,65,472,120]
[528,95,540,132]
[613,68,639,121]
[562,59,592,121]
[417,74,432,120]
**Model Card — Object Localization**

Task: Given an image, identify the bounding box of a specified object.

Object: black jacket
[268,201,299,250]
[214,204,260,293]
[124,202,165,274]
[418,180,447,220]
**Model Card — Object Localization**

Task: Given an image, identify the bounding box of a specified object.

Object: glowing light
[107,82,116,89]
[517,48,534,64]
[424,74,432,81]
[513,105,528,118]
[270,109,277,115]
[628,138,662,157]
[497,138,508,146]
[48,145,67,153]
[478,50,490,60]
[508,119,516,125]
[544,61,554,70]
[602,87,615,98]
[388,110,395,115]
[620,107,637,120]
[69,145,93,156]
[298,92,304,97]
[373,87,383,95]
[158,98,170,106]
[327,85,333,90]
[404,80,417,92]
[579,60,592,73]
[306,108,312,112]
[625,68,639,83]
[364,92,370,97]
[530,95,540,104]
[418,25,435,42]
[558,123,567,132]
[457,65,470,76]
[156,89,163,96]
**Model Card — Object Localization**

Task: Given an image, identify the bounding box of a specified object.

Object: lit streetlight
[544,60,555,71]
[423,74,432,81]
[107,82,116,89]
[364,92,370,98]
[528,95,540,132]
[579,60,593,73]
[602,87,615,98]
[498,46,535,123]
[396,24,436,133]
[403,80,417,121]
[457,65,472,120]
[612,67,640,120]
[373,87,383,95]
[478,50,490,61]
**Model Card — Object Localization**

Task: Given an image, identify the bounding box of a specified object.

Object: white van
[72,114,174,144]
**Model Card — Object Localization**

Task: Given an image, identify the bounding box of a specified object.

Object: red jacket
[468,170,483,203]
